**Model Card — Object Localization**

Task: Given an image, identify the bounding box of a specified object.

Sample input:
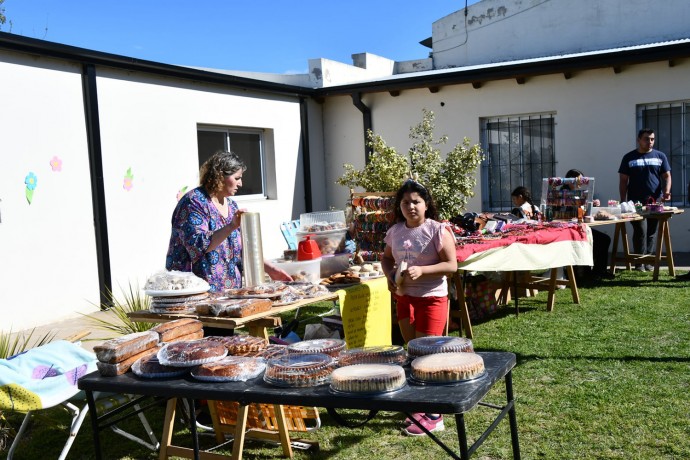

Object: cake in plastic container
[191,356,266,382]
[287,338,346,358]
[337,345,407,367]
[131,354,189,379]
[157,339,227,367]
[407,336,474,358]
[330,364,406,395]
[410,352,485,383]
[204,335,268,355]
[263,353,334,387]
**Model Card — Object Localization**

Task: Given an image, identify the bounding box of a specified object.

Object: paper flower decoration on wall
[50,156,62,172]
[24,172,38,204]
[176,186,188,201]
[123,167,134,191]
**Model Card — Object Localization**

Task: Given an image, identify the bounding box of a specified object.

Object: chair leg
[58,402,86,460]
[109,404,160,451]
[7,411,33,460]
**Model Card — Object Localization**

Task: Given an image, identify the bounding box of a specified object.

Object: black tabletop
[79,351,516,415]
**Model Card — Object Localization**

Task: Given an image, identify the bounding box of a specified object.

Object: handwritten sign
[337,277,391,348]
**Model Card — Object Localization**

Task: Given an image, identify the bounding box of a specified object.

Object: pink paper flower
[403,240,412,249]
[49,156,62,172]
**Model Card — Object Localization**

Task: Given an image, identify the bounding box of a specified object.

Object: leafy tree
[337,108,484,220]
[0,0,5,29]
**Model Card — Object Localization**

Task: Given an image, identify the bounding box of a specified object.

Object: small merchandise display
[330,364,406,395]
[410,352,485,383]
[263,353,335,387]
[350,191,396,261]
[407,336,474,358]
[337,345,407,367]
[541,176,595,221]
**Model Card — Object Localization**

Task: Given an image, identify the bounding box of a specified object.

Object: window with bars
[637,101,690,206]
[481,113,556,211]
[197,126,266,197]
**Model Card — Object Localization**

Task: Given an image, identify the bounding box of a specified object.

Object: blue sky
[2,0,480,73]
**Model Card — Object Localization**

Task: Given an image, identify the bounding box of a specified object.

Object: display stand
[540,176,595,220]
[350,190,396,261]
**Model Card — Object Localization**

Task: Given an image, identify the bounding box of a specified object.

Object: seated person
[565,169,613,282]
[511,186,538,219]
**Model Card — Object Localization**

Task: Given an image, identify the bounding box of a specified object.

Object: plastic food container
[270,258,321,283]
[287,338,346,358]
[296,229,347,255]
[407,336,474,358]
[263,353,334,387]
[337,345,407,367]
[320,253,351,277]
[300,211,346,232]
[330,364,406,395]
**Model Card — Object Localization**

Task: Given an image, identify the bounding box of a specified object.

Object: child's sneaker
[403,414,444,436]
[402,412,425,427]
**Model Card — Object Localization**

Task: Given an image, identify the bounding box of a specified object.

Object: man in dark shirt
[618,128,672,271]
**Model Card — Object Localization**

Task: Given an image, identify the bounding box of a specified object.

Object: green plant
[337,108,484,220]
[0,328,56,360]
[84,283,154,337]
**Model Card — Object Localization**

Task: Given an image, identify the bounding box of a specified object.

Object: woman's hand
[230,208,247,231]
[264,261,293,282]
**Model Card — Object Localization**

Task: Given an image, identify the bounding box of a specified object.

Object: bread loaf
[94,331,159,364]
[97,345,161,376]
[167,329,204,343]
[152,318,203,342]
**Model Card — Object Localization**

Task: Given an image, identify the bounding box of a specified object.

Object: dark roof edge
[0,32,315,97]
[314,40,690,97]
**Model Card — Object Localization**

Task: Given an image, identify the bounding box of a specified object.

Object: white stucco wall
[432,0,690,69]
[94,68,310,292]
[0,52,101,332]
[321,60,690,248]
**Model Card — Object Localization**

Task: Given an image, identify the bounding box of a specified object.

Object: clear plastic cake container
[299,211,346,232]
[287,338,346,358]
[337,345,407,367]
[263,353,334,387]
[407,336,474,358]
[295,229,347,256]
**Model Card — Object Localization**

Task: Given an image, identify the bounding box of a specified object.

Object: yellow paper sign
[337,277,391,348]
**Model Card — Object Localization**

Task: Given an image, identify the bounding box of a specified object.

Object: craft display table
[453,224,594,338]
[604,209,684,280]
[78,351,520,460]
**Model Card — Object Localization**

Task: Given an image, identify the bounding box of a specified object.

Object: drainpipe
[299,97,313,212]
[351,92,373,163]
[82,63,112,307]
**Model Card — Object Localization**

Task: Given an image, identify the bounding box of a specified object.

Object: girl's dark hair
[511,186,534,205]
[565,169,584,179]
[393,179,438,222]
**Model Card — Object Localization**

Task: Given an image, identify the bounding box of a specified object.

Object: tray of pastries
[410,352,485,384]
[407,336,474,358]
[330,363,406,395]
[263,353,334,388]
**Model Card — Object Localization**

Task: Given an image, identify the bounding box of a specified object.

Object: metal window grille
[481,113,556,211]
[637,102,690,206]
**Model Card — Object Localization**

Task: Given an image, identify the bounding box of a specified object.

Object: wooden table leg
[454,272,474,339]
[159,398,177,460]
[664,218,675,276]
[652,219,665,281]
[610,223,621,274]
[565,266,580,304]
[620,224,632,270]
[546,268,559,312]
[273,404,294,459]
[231,404,250,460]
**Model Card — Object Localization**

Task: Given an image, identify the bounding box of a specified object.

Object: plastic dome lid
[407,336,474,357]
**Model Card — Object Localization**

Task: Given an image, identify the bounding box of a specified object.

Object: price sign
[337,277,391,348]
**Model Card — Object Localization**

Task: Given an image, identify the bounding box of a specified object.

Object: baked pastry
[205,335,268,355]
[264,353,334,387]
[407,336,474,358]
[195,298,272,317]
[152,318,203,342]
[97,345,161,377]
[330,364,406,394]
[131,353,188,378]
[192,356,266,382]
[287,339,346,358]
[337,345,407,366]
[157,339,227,367]
[145,270,210,292]
[94,331,159,364]
[411,352,485,383]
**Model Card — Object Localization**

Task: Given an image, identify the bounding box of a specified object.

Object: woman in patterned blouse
[166,150,291,292]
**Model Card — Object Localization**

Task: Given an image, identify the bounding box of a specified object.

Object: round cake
[263,353,334,387]
[407,336,474,357]
[131,354,189,379]
[192,356,266,382]
[287,339,346,358]
[205,335,268,355]
[157,339,227,367]
[337,345,407,367]
[330,364,406,394]
[410,352,485,383]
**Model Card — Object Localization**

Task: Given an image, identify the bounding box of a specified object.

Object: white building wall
[432,0,690,69]
[322,60,690,247]
[0,52,101,332]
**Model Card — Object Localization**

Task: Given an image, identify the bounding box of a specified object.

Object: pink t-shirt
[384,219,449,297]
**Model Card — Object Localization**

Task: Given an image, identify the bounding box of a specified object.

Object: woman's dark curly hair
[393,179,438,222]
[199,150,246,195]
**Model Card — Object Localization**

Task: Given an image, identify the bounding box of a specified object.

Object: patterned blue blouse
[165,187,242,292]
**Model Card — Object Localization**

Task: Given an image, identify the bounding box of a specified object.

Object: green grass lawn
[2,269,689,459]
